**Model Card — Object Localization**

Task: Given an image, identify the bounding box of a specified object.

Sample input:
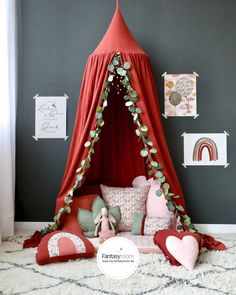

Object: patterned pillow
[132,213,171,236]
[36,230,95,265]
[100,184,149,231]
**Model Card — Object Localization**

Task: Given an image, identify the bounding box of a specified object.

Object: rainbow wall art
[192,137,218,162]
[183,132,228,167]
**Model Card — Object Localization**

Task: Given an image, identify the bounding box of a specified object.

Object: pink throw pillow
[132,176,173,218]
[100,184,149,231]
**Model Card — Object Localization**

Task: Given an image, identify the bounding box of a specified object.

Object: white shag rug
[0,231,236,295]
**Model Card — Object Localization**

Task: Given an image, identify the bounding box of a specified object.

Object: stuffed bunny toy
[94,207,116,242]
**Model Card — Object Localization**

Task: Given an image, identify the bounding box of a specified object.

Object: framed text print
[33,94,68,140]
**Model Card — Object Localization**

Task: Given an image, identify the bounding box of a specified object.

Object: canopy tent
[24,1,225,250]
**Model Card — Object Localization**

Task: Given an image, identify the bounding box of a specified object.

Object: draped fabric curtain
[0,0,17,244]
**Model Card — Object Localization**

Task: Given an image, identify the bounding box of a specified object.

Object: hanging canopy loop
[116,0,119,9]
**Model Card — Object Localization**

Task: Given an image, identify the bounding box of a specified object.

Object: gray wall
[16,0,236,224]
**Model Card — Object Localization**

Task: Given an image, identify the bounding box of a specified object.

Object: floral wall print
[164,74,198,118]
[182,132,229,167]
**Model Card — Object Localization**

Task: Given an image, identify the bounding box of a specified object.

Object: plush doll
[94,207,116,242]
[78,196,121,238]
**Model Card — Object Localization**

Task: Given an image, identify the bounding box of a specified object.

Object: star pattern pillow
[100,184,149,231]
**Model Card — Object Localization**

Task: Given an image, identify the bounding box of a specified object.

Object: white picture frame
[33,94,68,140]
[182,132,229,167]
[163,73,199,118]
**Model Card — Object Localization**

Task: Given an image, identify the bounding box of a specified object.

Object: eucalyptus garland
[41,52,196,236]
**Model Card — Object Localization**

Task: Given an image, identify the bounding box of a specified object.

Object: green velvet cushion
[131,212,144,235]
[78,196,121,238]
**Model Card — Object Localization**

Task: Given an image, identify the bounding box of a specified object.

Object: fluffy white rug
[0,231,236,295]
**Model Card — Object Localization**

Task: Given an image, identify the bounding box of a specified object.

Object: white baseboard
[14,222,52,232]
[14,222,236,234]
[194,224,236,234]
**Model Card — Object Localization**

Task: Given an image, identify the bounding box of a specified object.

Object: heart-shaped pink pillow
[154,229,203,269]
[166,235,199,270]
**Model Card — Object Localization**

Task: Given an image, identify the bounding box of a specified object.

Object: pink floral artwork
[164,74,197,117]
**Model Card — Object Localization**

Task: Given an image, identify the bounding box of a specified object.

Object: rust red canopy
[23,2,225,251]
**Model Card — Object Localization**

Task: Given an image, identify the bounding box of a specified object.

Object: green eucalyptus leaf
[156,171,163,178]
[146,140,153,146]
[97,119,104,127]
[140,149,148,157]
[189,228,197,233]
[51,223,57,230]
[123,62,131,69]
[64,196,70,204]
[166,201,175,212]
[167,193,174,197]
[184,218,191,226]
[112,58,119,66]
[94,136,100,142]
[101,92,108,99]
[89,130,96,138]
[108,64,115,72]
[125,101,133,107]
[124,74,129,80]
[84,141,91,147]
[135,107,142,114]
[133,113,138,121]
[128,106,135,113]
[66,206,71,214]
[68,189,74,196]
[156,163,162,170]
[188,223,195,229]
[173,195,180,198]
[150,148,157,153]
[104,81,110,88]
[59,208,64,214]
[131,97,138,103]
[122,79,129,87]
[148,170,154,175]
[176,205,184,212]
[96,112,103,119]
[156,189,162,197]
[135,129,141,136]
[103,100,108,108]
[130,90,137,98]
[163,183,170,195]
[90,147,95,154]
[96,106,102,112]
[108,75,114,82]
[124,95,130,101]
[117,67,126,76]
[159,176,166,183]
[151,161,158,168]
[141,125,148,132]
[76,174,83,182]
[76,167,82,173]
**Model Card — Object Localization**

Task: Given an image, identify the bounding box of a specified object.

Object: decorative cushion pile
[100,184,149,231]
[154,229,203,270]
[132,213,172,236]
[36,230,95,265]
